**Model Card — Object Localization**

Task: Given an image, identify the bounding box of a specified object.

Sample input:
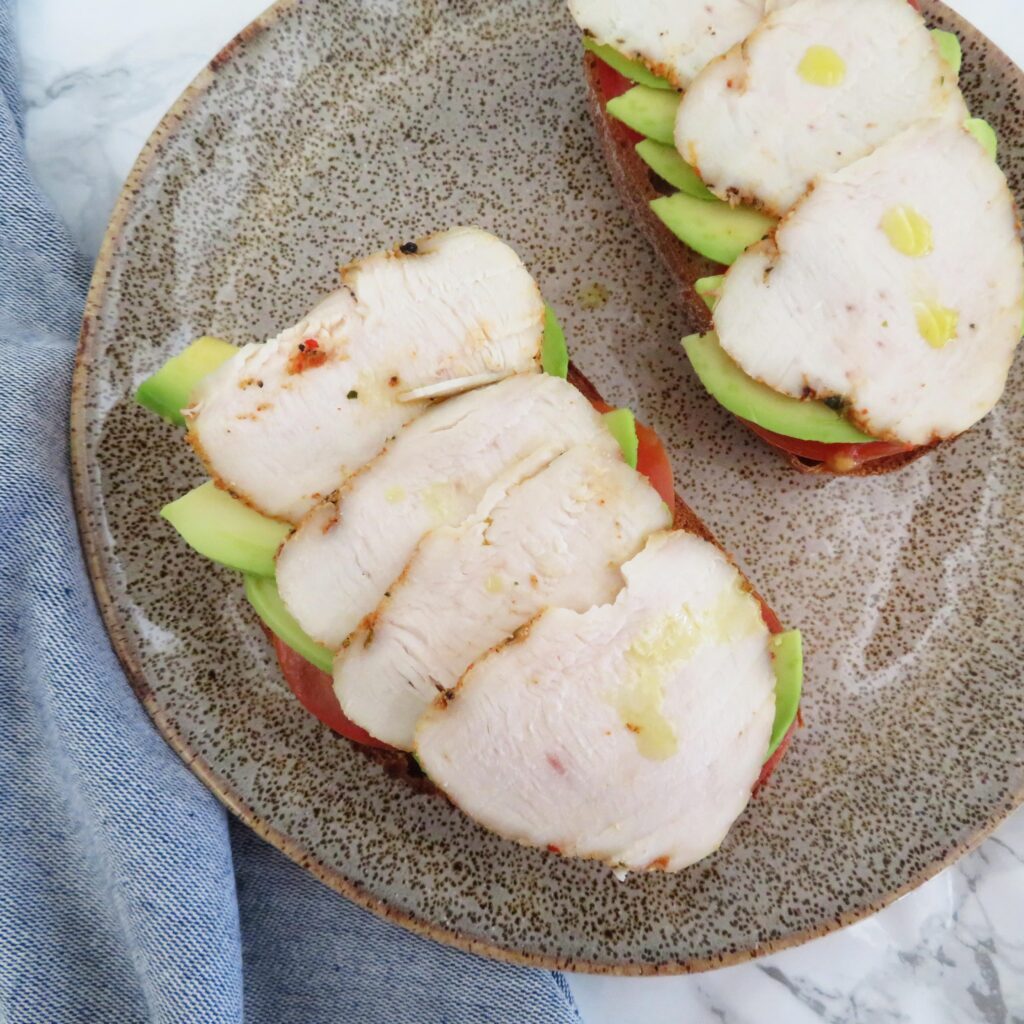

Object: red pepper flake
[547,844,561,854]
[304,338,319,350]
[287,346,330,375]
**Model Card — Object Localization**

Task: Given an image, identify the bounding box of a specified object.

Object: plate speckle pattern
[71,0,1024,972]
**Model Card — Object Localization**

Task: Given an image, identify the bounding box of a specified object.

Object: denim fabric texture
[0,2,581,1019]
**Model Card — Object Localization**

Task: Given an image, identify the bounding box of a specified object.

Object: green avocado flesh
[693,275,878,444]
[651,193,775,266]
[966,118,998,161]
[694,274,725,307]
[542,305,569,379]
[606,85,680,146]
[635,139,715,201]
[136,336,237,426]
[931,29,962,77]
[767,630,802,760]
[583,37,672,90]
[602,408,639,468]
[244,574,334,674]
[682,332,875,443]
[161,481,291,577]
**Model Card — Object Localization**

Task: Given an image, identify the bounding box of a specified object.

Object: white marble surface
[15,1,1024,1020]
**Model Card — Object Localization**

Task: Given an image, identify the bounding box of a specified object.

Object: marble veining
[571,808,1024,1022]
[18,0,1024,1019]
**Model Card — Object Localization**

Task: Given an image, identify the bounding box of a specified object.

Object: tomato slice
[591,57,645,146]
[589,398,676,513]
[592,55,637,104]
[268,630,394,749]
[634,419,676,513]
[758,601,783,636]
[740,419,916,473]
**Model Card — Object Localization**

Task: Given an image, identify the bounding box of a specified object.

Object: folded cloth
[0,2,581,1020]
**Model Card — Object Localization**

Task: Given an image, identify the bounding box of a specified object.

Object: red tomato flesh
[591,59,645,146]
[741,420,915,473]
[588,398,676,513]
[635,419,676,515]
[268,630,393,748]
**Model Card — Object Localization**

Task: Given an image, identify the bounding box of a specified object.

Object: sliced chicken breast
[415,531,775,873]
[185,227,544,523]
[568,0,766,89]
[334,443,670,749]
[714,118,1024,445]
[675,0,968,214]
[276,374,618,650]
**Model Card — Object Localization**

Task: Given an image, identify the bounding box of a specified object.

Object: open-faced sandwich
[137,226,803,874]
[571,0,1024,474]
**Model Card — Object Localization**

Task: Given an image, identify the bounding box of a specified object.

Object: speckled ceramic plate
[71,0,1024,973]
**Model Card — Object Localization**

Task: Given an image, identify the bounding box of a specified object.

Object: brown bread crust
[582,52,933,477]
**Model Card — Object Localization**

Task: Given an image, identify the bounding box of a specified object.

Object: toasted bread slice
[583,52,934,477]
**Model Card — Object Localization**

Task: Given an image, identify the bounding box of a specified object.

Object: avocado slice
[602,408,639,468]
[966,118,998,161]
[767,630,802,759]
[542,305,569,379]
[651,193,776,266]
[136,336,237,426]
[635,139,715,201]
[606,85,680,146]
[244,574,334,674]
[931,28,962,77]
[682,332,875,444]
[694,274,725,308]
[582,37,673,91]
[161,481,291,577]
[690,278,878,443]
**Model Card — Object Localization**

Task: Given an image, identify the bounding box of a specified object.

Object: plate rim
[68,0,1024,975]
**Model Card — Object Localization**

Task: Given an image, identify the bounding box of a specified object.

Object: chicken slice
[714,118,1024,445]
[185,227,544,523]
[675,0,968,215]
[567,0,766,89]
[415,530,775,873]
[276,374,618,650]
[335,443,671,750]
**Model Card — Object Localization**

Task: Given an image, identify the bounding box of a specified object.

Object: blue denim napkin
[0,3,581,1019]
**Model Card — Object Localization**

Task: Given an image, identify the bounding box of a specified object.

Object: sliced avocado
[582,37,673,91]
[682,332,876,443]
[635,139,715,201]
[606,85,680,146]
[694,274,725,310]
[136,336,237,426]
[966,118,998,161]
[603,408,638,468]
[767,630,802,759]
[244,574,334,674]
[161,481,291,577]
[931,28,962,77]
[651,193,776,266]
[542,305,569,379]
